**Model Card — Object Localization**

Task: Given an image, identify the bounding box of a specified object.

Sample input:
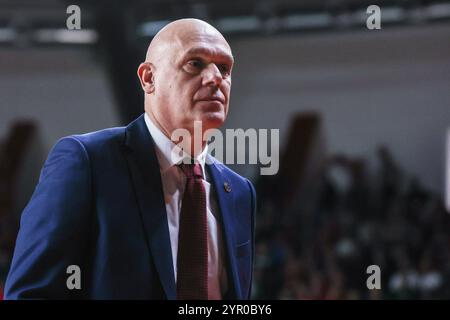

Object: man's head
[137,18,233,142]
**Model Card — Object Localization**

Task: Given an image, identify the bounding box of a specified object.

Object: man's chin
[193,105,226,129]
[201,113,225,130]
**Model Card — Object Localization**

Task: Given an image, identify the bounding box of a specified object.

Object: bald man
[5,19,255,300]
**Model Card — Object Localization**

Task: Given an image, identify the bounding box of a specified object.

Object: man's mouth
[196,96,225,104]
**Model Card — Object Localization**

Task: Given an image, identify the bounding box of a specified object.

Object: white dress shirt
[144,113,227,299]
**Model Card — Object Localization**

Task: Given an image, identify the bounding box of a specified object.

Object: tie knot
[179,163,203,179]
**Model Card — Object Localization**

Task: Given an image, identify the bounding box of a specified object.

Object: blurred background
[1,0,450,300]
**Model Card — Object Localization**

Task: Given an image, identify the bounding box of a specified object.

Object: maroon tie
[177,163,208,299]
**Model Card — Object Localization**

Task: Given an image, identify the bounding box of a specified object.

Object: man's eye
[188,60,204,69]
[219,64,231,76]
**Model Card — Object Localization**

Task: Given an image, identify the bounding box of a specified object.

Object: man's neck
[145,111,207,158]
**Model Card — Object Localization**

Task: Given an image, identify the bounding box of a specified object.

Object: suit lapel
[123,114,176,300]
[122,115,241,300]
[207,157,242,299]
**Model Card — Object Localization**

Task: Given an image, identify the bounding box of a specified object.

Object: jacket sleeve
[4,136,92,299]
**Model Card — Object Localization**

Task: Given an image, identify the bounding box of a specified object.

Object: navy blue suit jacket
[5,114,256,299]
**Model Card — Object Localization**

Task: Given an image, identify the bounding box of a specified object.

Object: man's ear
[137,62,155,94]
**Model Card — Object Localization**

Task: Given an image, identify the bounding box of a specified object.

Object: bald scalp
[145,18,230,64]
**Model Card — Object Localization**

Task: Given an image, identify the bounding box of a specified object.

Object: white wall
[0,47,120,152]
[226,23,450,195]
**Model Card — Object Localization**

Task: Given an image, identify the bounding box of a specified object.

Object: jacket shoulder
[48,125,127,166]
[70,126,126,148]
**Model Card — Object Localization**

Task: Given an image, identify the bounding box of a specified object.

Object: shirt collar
[144,112,208,178]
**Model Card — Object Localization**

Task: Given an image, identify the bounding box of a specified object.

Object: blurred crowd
[253,146,450,299]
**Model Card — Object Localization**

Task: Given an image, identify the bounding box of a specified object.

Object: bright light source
[0,27,17,42]
[216,16,261,33]
[282,13,332,30]
[138,20,170,37]
[34,29,98,44]
[380,7,406,22]
[427,3,450,19]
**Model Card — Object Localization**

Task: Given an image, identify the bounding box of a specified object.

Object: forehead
[175,30,233,62]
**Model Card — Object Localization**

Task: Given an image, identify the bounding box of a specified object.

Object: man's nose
[202,63,222,87]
